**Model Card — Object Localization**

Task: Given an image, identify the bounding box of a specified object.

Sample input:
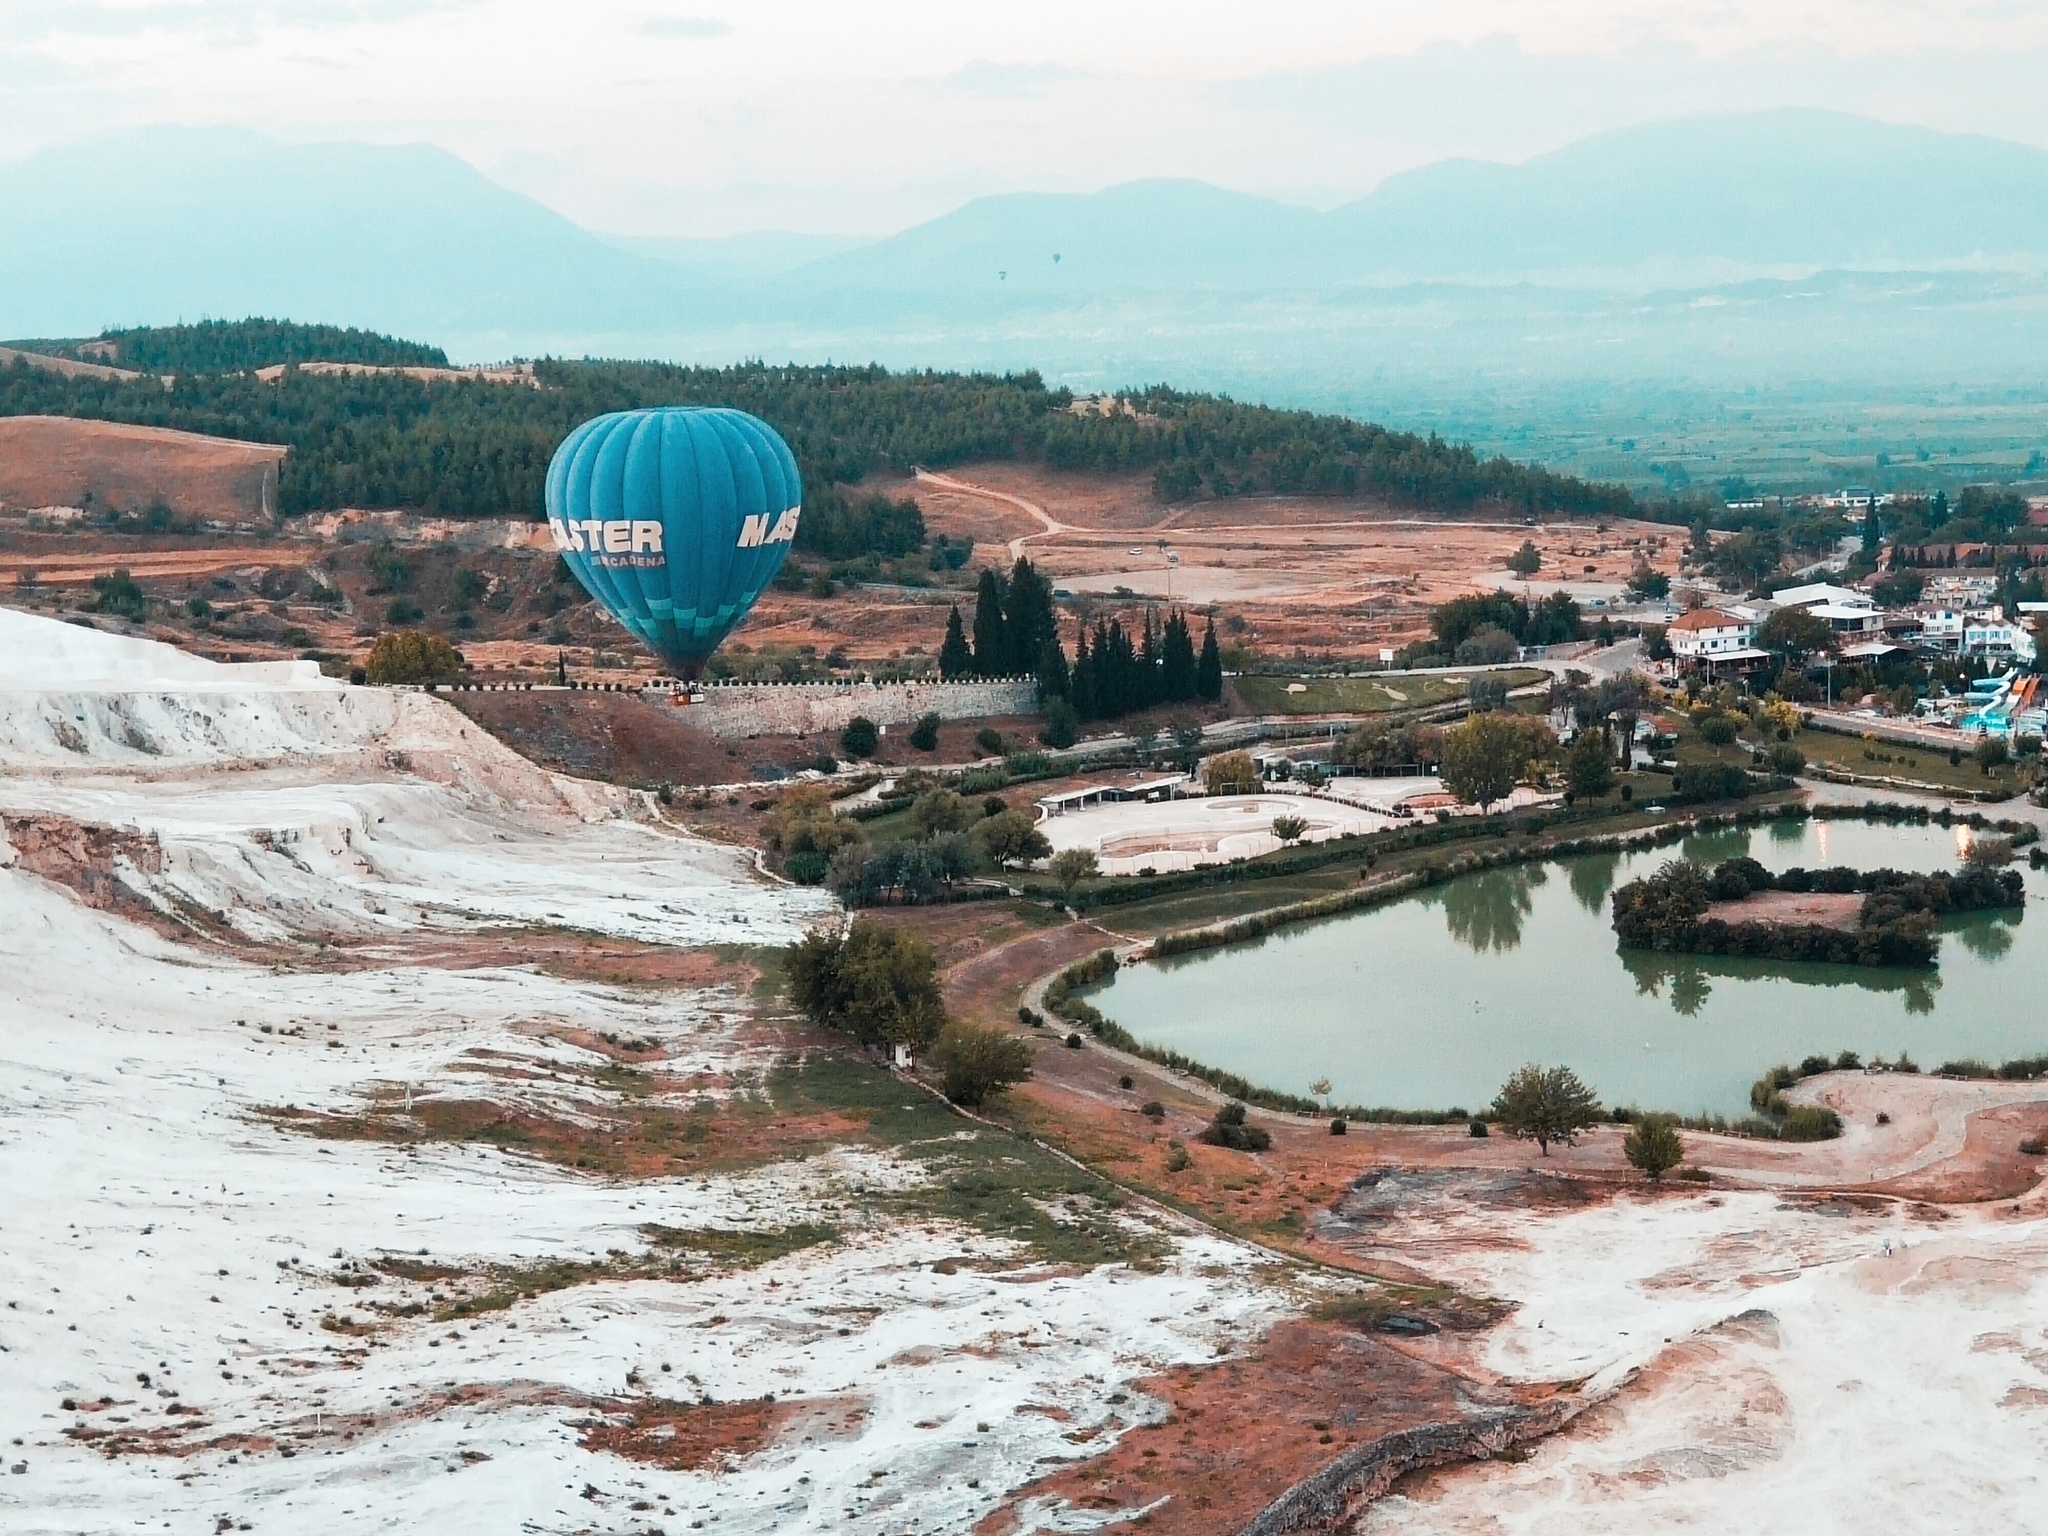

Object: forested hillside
[104,319,450,373]
[0,338,1636,532]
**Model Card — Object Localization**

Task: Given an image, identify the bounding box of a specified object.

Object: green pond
[1089,819,2045,1118]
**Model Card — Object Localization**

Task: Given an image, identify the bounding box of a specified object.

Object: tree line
[0,336,1638,534]
[936,556,1224,728]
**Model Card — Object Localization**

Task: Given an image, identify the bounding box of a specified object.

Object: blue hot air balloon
[544,407,801,679]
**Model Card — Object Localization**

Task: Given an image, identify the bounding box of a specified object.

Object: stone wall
[683,678,1038,740]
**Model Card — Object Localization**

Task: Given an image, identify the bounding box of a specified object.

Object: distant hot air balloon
[544,407,800,679]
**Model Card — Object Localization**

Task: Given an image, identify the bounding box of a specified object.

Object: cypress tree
[1036,631,1070,701]
[971,568,1009,676]
[1005,557,1055,675]
[1140,610,1161,711]
[1160,609,1197,702]
[1196,617,1223,701]
[1071,628,1097,720]
[939,604,975,679]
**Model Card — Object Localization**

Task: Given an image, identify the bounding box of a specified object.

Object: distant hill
[0,128,711,344]
[1324,109,2048,277]
[793,112,2048,290]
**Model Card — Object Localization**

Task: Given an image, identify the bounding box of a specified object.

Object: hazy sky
[7,1,2048,235]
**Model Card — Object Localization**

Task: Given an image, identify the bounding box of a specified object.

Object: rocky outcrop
[1237,1400,1585,1535]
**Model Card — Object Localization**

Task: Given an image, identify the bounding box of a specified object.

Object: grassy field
[1232,667,1545,717]
[1795,724,2026,796]
[1669,716,2025,797]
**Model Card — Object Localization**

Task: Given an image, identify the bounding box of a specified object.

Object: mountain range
[4,110,2048,425]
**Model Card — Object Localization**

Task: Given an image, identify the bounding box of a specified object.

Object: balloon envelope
[544,407,801,678]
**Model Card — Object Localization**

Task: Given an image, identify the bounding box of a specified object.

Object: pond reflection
[1567,851,1622,916]
[1951,908,2022,961]
[1430,863,1548,952]
[1620,948,1943,1015]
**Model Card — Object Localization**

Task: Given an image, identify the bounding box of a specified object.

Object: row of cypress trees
[938,556,1223,719]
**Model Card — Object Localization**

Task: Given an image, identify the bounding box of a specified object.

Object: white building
[1669,608,1767,666]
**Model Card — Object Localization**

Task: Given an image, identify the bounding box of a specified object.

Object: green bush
[1039,697,1079,749]
[1197,1101,1271,1152]
[909,713,941,751]
[1779,1104,1844,1141]
[840,716,879,758]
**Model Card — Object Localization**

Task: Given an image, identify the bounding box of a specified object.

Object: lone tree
[1202,750,1260,796]
[1441,712,1541,813]
[1506,539,1542,578]
[975,808,1052,868]
[1566,728,1615,801]
[1756,606,1838,661]
[1271,814,1308,845]
[1048,846,1098,901]
[364,630,466,686]
[1491,1064,1602,1156]
[840,715,879,758]
[933,1020,1032,1108]
[785,917,946,1051]
[1623,1112,1686,1180]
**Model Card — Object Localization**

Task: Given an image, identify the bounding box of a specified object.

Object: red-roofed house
[1668,608,1764,666]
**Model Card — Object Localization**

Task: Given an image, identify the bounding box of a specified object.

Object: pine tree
[1140,610,1161,711]
[939,604,975,679]
[1161,609,1197,702]
[1196,618,1223,701]
[971,568,1009,676]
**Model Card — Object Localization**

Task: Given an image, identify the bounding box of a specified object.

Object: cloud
[638,14,728,40]
[2,0,463,44]
[941,60,1086,98]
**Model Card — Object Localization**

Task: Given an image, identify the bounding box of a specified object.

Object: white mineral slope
[1362,1187,2048,1533]
[0,869,1288,1535]
[0,606,828,947]
[0,610,1299,1535]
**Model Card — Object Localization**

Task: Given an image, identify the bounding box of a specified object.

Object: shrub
[1141,1101,1165,1119]
[1197,1100,1271,1152]
[933,1020,1033,1108]
[1330,1117,1348,1135]
[363,630,466,685]
[90,567,149,621]
[1203,750,1260,796]
[1468,1118,1489,1138]
[839,716,879,758]
[1039,697,1079,749]
[1779,1104,1844,1141]
[783,850,829,884]
[1118,1074,1134,1090]
[1064,1032,1083,1049]
[909,713,941,751]
[975,726,1005,755]
[2021,1137,2046,1156]
[1623,1113,1685,1180]
[1165,1142,1192,1172]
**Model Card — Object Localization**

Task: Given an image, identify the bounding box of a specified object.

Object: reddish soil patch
[448,688,1049,787]
[308,926,763,993]
[572,1394,862,1471]
[1872,1100,2048,1204]
[0,415,284,525]
[2,812,246,946]
[260,1038,870,1178]
[976,1319,1565,1536]
[1706,889,1862,930]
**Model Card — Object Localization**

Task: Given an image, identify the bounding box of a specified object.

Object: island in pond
[1611,855,2022,967]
